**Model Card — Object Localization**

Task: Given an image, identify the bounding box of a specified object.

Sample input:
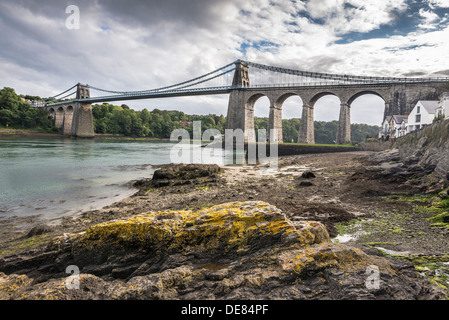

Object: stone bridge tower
[45,84,95,138]
[225,61,253,142]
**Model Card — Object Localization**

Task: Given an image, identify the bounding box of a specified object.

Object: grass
[280,142,356,147]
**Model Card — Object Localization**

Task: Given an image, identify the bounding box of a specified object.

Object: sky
[1,0,449,126]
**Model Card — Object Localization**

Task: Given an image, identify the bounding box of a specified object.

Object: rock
[152,170,175,180]
[395,120,449,190]
[301,171,316,179]
[133,164,223,192]
[0,202,444,300]
[152,164,222,181]
[299,181,314,187]
[0,272,33,300]
[442,212,449,223]
[26,225,52,238]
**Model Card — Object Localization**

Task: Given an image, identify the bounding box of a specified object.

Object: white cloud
[426,0,449,9]
[0,0,448,123]
[305,0,408,34]
[418,8,440,29]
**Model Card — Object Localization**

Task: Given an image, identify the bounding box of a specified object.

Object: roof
[382,116,392,124]
[383,115,408,125]
[392,115,408,124]
[417,101,440,114]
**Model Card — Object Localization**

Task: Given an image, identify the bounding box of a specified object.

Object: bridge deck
[46,79,448,107]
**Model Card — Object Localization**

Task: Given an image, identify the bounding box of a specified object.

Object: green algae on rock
[0,201,446,300]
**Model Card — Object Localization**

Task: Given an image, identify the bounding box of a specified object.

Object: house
[379,115,408,140]
[435,92,449,119]
[407,101,440,133]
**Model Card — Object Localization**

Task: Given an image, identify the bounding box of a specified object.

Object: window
[415,114,421,123]
[417,106,420,114]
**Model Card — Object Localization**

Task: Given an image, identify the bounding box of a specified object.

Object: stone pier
[298,104,315,144]
[45,84,95,138]
[336,103,351,145]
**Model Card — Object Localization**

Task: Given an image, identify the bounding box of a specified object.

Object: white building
[407,101,440,133]
[435,92,449,119]
[379,115,408,140]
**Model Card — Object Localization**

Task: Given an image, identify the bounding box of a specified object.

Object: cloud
[426,0,449,9]
[418,8,439,29]
[0,0,448,123]
[305,0,408,34]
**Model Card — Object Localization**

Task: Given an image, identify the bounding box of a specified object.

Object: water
[0,137,225,224]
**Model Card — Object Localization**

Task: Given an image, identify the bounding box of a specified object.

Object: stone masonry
[45,84,95,138]
[226,62,446,144]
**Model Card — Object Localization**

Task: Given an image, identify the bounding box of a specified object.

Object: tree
[0,87,56,132]
[441,81,449,91]
[282,118,300,143]
[89,102,381,142]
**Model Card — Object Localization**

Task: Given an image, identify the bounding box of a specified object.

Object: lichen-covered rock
[72,201,328,257]
[133,163,222,190]
[0,201,445,300]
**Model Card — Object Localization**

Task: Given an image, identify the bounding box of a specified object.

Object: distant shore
[0,129,62,138]
[0,129,171,141]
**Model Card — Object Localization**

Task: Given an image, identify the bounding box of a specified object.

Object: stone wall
[395,118,449,190]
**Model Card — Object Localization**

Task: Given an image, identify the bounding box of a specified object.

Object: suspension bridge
[42,60,448,143]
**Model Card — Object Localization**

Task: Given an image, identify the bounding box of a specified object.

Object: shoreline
[1,149,449,298]
[0,129,172,141]
[2,149,448,255]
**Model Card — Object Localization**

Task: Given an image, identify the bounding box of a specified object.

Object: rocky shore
[1,143,449,300]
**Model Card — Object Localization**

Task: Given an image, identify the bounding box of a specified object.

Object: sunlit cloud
[0,0,448,124]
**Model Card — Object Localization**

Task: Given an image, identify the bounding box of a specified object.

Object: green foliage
[92,103,379,142]
[441,81,449,91]
[282,118,301,143]
[92,103,227,138]
[350,122,380,143]
[0,87,56,132]
[281,119,378,144]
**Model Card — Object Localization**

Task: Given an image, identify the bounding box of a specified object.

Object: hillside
[394,118,449,192]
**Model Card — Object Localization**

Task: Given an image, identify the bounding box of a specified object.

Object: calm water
[0,137,225,224]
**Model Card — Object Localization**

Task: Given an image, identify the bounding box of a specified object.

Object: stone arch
[275,92,301,107]
[274,93,303,143]
[245,93,271,143]
[309,91,340,107]
[298,91,342,145]
[48,108,56,118]
[347,90,386,129]
[246,93,268,108]
[63,106,75,135]
[55,107,65,128]
[347,90,386,106]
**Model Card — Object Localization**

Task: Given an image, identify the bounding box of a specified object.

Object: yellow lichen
[70,201,330,256]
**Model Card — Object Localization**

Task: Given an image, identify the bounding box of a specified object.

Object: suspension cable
[57,91,77,100]
[44,84,78,101]
[175,68,235,90]
[86,62,236,95]
[239,60,447,83]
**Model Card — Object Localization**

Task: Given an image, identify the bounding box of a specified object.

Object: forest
[0,87,57,132]
[92,103,379,144]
